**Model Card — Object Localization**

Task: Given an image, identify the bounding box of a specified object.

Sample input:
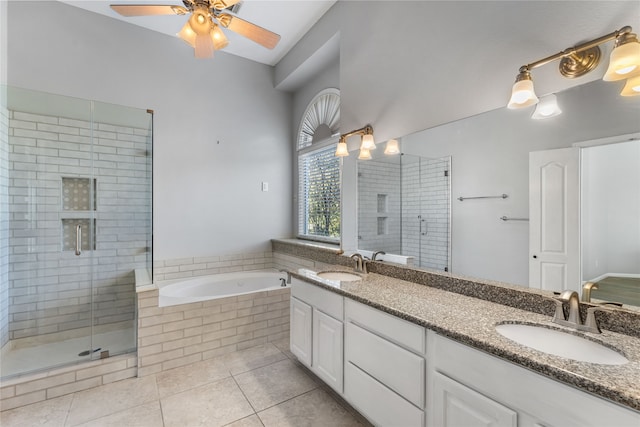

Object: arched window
[297,88,340,241]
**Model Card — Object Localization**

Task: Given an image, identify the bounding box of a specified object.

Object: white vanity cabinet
[427,331,640,427]
[290,278,344,393]
[344,299,427,427]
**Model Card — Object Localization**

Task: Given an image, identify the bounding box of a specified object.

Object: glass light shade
[361,134,376,150]
[211,25,229,50]
[603,38,640,81]
[531,94,562,119]
[335,141,349,157]
[384,139,400,155]
[358,148,372,160]
[189,9,211,35]
[507,78,539,109]
[621,75,640,96]
[178,22,197,48]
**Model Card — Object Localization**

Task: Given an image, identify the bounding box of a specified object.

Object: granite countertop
[291,267,640,413]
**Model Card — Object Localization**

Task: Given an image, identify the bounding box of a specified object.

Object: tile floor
[0,338,371,427]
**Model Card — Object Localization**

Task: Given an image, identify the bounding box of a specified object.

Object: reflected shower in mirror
[358,150,451,271]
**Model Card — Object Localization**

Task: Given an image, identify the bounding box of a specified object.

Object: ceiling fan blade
[217,13,280,50]
[110,4,188,17]
[211,0,242,10]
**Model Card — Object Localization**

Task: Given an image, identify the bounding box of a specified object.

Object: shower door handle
[75,225,82,256]
[419,216,427,236]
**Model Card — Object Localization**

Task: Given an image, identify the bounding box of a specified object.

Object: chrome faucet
[278,269,291,284]
[552,290,602,333]
[350,253,368,274]
[372,250,386,261]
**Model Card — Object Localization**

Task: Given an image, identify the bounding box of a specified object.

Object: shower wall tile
[7,111,151,340]
[358,160,402,255]
[0,106,10,348]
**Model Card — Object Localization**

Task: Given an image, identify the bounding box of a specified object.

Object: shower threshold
[0,324,135,379]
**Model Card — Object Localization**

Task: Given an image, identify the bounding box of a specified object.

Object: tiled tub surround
[153,251,274,282]
[136,284,290,377]
[292,268,640,413]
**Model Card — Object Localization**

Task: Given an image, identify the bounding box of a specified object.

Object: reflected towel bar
[500,216,529,221]
[458,194,508,201]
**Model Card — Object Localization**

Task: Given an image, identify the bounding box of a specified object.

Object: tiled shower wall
[0,104,9,348]
[7,111,151,340]
[358,160,402,254]
[402,157,450,271]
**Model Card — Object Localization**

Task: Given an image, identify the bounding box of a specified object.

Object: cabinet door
[312,308,343,393]
[432,372,517,427]
[290,297,312,367]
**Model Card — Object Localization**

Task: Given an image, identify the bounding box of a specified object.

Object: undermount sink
[495,323,628,365]
[316,271,363,282]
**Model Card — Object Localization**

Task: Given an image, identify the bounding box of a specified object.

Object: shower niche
[61,177,96,252]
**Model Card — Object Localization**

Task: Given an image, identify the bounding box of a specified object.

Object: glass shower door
[89,101,152,360]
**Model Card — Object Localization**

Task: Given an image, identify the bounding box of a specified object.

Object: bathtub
[158,270,289,307]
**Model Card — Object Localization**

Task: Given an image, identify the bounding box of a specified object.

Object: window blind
[298,144,341,239]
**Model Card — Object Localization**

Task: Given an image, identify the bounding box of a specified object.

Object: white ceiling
[59,0,336,66]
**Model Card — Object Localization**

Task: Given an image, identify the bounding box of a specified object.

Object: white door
[290,297,312,367]
[312,309,343,393]
[432,372,517,427]
[529,147,580,292]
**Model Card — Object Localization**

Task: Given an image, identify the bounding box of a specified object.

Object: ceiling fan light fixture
[189,7,212,36]
[177,21,197,48]
[211,24,229,50]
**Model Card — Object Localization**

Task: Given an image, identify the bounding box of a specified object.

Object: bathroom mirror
[357,78,640,307]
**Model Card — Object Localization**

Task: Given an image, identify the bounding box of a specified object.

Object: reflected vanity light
[358,148,372,160]
[335,136,349,157]
[531,94,562,119]
[384,139,401,155]
[621,75,640,96]
[508,25,640,110]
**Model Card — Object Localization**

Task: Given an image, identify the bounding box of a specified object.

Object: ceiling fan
[110,0,281,58]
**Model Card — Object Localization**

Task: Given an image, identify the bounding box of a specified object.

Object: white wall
[582,140,640,281]
[6,1,293,261]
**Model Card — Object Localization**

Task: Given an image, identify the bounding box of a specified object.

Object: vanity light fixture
[508,25,640,109]
[531,94,562,119]
[384,139,401,155]
[335,124,375,158]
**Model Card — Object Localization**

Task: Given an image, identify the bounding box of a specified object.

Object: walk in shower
[0,86,152,379]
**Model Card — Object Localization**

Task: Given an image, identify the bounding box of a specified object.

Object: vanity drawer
[345,298,425,354]
[345,321,425,408]
[291,278,343,320]
[345,361,424,427]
